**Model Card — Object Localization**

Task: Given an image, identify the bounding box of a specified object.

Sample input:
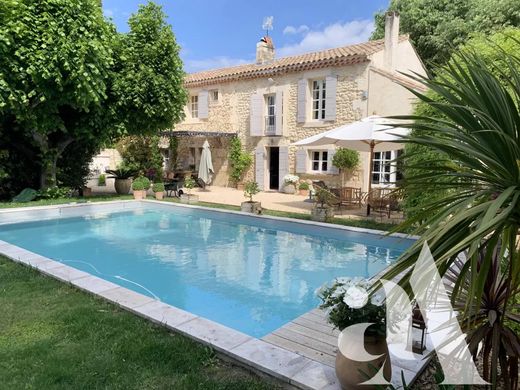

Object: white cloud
[104,8,114,18]
[283,24,310,35]
[185,56,252,73]
[278,19,375,57]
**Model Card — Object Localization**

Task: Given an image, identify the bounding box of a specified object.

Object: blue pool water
[0,206,412,337]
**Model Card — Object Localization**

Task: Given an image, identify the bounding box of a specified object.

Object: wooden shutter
[198,90,209,119]
[278,146,289,190]
[297,79,307,123]
[255,146,265,190]
[328,149,339,174]
[324,75,337,121]
[295,149,308,173]
[250,93,263,136]
[275,90,283,136]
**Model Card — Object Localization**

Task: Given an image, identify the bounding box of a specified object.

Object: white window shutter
[328,149,339,174]
[324,75,337,121]
[198,90,209,119]
[275,90,283,136]
[250,93,263,136]
[278,146,289,190]
[297,79,307,123]
[295,149,307,173]
[255,146,265,190]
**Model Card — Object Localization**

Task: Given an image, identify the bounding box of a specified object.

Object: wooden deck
[263,308,339,368]
[263,308,432,387]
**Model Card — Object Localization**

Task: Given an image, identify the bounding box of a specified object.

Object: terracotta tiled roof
[185,36,409,87]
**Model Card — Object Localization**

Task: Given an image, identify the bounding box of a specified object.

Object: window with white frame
[190,95,199,118]
[265,94,276,134]
[310,150,328,172]
[312,79,326,120]
[372,151,394,185]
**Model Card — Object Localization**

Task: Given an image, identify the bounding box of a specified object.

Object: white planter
[241,201,262,214]
[180,194,199,204]
[283,184,296,194]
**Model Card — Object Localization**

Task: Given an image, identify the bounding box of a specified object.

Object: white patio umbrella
[198,140,214,186]
[293,116,409,196]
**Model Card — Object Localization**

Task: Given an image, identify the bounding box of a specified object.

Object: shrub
[283,174,299,185]
[98,174,106,186]
[132,176,150,191]
[314,187,337,208]
[105,165,137,180]
[37,186,71,199]
[332,148,360,172]
[116,135,164,179]
[298,182,309,190]
[243,181,260,202]
[152,182,165,193]
[228,136,252,184]
[183,176,196,194]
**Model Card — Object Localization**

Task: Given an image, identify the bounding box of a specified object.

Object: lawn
[0,257,274,389]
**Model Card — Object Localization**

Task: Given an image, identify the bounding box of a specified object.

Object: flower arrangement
[283,174,299,185]
[317,277,386,337]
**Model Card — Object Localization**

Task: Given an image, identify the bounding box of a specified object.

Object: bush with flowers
[317,277,386,337]
[283,174,299,185]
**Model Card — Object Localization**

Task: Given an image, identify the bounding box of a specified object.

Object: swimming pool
[0,202,412,338]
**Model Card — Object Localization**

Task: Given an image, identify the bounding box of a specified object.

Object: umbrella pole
[367,141,375,216]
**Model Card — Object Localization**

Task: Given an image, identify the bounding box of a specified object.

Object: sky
[102,0,390,73]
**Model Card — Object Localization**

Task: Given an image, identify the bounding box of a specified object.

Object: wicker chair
[364,187,403,217]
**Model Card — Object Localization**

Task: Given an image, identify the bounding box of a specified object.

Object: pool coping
[0,200,418,390]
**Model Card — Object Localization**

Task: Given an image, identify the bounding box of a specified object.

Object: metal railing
[265,116,276,135]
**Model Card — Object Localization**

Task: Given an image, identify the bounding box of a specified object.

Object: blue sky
[103,0,389,73]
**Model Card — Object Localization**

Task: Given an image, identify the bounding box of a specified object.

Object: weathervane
[262,16,274,36]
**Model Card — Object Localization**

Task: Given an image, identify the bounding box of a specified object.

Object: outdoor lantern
[411,305,427,354]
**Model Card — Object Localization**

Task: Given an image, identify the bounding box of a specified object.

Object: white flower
[331,286,346,298]
[336,277,352,285]
[370,290,385,306]
[343,285,369,309]
[283,174,299,184]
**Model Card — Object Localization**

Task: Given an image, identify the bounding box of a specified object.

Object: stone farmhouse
[173,12,427,192]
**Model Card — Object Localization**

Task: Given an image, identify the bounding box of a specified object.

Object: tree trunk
[32,131,74,189]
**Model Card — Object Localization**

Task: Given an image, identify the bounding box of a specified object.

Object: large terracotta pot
[283,184,296,194]
[155,192,164,200]
[133,190,144,200]
[335,335,391,390]
[114,178,132,195]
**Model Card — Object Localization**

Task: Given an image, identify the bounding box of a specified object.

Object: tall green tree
[402,28,520,219]
[371,0,520,67]
[0,0,187,192]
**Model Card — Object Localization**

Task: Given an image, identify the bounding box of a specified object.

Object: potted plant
[282,174,299,194]
[152,182,165,200]
[311,187,336,222]
[106,166,136,195]
[332,148,360,187]
[298,181,310,196]
[131,176,150,200]
[241,181,261,214]
[180,176,199,204]
[317,278,390,389]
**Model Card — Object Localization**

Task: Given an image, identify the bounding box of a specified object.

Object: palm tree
[382,43,520,388]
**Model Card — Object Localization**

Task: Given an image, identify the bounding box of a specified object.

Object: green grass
[0,257,274,389]
[0,194,399,232]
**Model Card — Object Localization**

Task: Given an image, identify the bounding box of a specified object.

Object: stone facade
[173,16,426,192]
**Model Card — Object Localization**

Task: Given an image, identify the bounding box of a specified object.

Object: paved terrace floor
[91,183,404,224]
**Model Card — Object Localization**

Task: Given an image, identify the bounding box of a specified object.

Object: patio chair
[164,177,184,197]
[336,187,362,210]
[364,187,403,218]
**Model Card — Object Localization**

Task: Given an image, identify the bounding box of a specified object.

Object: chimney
[384,11,400,71]
[256,36,275,65]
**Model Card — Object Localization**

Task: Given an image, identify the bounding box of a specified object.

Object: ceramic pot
[241,201,262,214]
[283,184,296,194]
[114,178,132,195]
[299,189,310,197]
[133,190,144,200]
[335,335,391,390]
[155,192,164,200]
